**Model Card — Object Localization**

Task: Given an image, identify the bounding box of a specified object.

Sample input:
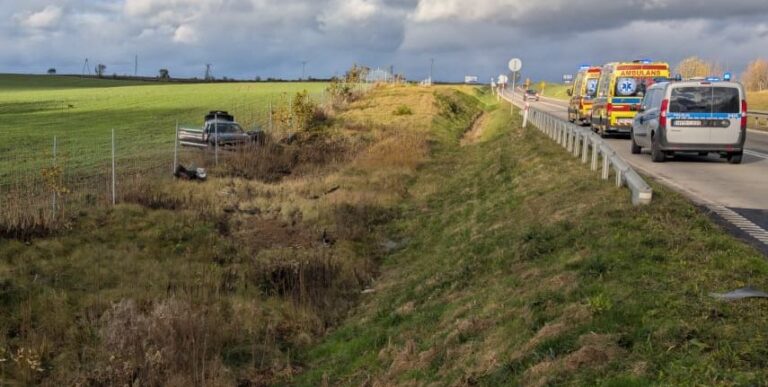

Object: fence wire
[0,90,337,232]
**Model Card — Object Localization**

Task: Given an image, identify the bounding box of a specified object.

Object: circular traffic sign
[508,58,522,72]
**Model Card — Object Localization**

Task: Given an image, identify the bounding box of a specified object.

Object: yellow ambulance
[591,60,670,136]
[567,66,602,125]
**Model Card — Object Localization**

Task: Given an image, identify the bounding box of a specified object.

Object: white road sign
[508,58,522,72]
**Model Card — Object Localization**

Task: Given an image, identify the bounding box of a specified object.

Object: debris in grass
[174,165,207,181]
[709,286,768,301]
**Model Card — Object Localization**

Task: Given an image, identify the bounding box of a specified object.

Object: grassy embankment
[0,83,472,384]
[297,88,768,385]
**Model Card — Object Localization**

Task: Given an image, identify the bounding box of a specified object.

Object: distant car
[630,79,747,164]
[523,89,540,102]
[179,111,265,148]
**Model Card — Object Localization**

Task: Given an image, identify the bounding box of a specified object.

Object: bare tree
[675,57,714,79]
[742,59,768,92]
[47,68,56,75]
[158,68,170,80]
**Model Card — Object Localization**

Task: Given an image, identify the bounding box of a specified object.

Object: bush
[392,105,413,116]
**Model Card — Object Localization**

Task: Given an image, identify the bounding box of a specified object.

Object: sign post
[508,58,522,99]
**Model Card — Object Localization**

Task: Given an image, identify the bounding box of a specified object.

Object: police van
[630,77,747,164]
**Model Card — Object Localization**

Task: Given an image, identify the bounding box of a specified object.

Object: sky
[2,0,768,82]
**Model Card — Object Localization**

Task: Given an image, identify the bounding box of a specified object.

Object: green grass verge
[295,92,768,385]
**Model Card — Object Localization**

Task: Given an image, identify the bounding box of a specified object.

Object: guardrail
[525,107,653,205]
[748,110,768,130]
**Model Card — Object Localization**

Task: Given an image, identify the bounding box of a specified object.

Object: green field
[537,82,571,100]
[0,75,328,178]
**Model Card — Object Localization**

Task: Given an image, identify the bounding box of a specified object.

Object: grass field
[0,74,328,177]
[538,83,571,100]
[297,92,768,385]
[0,83,457,384]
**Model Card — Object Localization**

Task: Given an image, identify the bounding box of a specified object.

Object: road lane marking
[744,149,768,160]
[707,205,768,246]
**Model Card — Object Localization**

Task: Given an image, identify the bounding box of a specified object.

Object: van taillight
[659,99,669,128]
[742,100,748,130]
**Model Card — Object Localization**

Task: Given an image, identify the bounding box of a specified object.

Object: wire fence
[0,88,343,235]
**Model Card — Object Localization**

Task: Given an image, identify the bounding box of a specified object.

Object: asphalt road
[506,91,768,251]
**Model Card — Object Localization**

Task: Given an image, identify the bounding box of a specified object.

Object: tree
[158,68,170,80]
[345,64,370,83]
[675,57,715,79]
[47,68,56,75]
[742,58,768,92]
[95,64,106,77]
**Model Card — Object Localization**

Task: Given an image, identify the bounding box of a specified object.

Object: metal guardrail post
[572,131,580,157]
[591,138,599,171]
[513,107,653,205]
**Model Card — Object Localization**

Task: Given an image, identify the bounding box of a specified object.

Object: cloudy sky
[2,0,768,82]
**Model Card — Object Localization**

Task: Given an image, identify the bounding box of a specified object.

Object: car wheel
[630,132,642,154]
[728,152,743,164]
[651,134,665,162]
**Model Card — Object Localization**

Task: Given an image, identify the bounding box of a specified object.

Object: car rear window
[670,87,740,113]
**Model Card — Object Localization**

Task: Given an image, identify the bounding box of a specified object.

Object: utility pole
[430,58,434,84]
[205,64,212,81]
[301,60,308,80]
[82,58,90,77]
[134,54,138,77]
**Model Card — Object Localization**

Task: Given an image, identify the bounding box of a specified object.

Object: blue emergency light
[675,74,683,81]
[723,72,732,81]
[706,76,721,82]
[579,65,590,70]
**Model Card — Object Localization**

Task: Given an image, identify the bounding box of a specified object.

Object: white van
[630,80,747,163]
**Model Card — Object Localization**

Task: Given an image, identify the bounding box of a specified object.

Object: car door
[708,85,742,144]
[634,89,657,147]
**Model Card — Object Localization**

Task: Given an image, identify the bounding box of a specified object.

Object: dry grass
[0,83,451,385]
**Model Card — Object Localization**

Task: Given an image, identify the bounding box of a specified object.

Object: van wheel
[651,134,665,162]
[728,152,743,164]
[630,132,642,154]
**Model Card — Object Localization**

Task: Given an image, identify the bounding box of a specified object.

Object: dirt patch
[234,218,316,251]
[460,113,489,145]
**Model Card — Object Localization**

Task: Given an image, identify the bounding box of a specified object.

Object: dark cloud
[1,1,767,82]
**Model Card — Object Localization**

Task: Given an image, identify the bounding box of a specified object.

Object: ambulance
[590,60,670,137]
[567,66,602,125]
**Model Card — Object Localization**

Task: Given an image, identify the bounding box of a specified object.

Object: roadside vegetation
[297,88,768,385]
[3,79,768,385]
[0,79,477,385]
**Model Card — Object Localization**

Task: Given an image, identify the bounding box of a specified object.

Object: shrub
[392,105,413,116]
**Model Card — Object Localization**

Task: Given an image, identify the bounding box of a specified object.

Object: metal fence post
[602,151,610,180]
[268,101,273,132]
[52,135,57,215]
[582,135,589,163]
[215,113,219,166]
[173,121,179,173]
[111,129,116,206]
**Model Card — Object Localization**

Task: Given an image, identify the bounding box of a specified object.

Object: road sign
[508,58,522,72]
[498,75,508,84]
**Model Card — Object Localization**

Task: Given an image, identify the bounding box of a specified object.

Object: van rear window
[670,87,740,113]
